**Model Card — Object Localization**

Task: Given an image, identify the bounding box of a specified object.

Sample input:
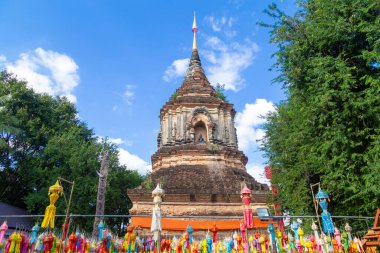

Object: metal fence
[0,214,374,237]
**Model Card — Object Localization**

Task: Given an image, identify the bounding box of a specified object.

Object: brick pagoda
[127,15,270,234]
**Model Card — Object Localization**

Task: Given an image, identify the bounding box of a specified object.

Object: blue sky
[0,0,297,183]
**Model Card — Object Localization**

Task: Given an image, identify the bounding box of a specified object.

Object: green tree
[262,0,380,217]
[0,89,22,149]
[214,83,228,102]
[0,71,145,232]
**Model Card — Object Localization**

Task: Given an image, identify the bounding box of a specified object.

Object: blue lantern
[98,220,105,242]
[315,188,334,234]
[186,224,193,244]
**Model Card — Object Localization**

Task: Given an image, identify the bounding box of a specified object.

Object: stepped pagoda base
[130,218,276,237]
[129,201,274,236]
[129,196,274,236]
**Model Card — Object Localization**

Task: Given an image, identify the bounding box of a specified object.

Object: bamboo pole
[58,177,75,253]
[310,183,323,233]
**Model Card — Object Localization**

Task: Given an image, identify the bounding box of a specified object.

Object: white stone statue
[151,205,162,232]
[151,183,165,250]
[171,126,176,139]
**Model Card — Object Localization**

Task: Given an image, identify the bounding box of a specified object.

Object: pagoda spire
[190,12,201,66]
[192,12,198,50]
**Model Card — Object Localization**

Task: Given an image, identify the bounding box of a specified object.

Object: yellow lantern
[41,180,63,228]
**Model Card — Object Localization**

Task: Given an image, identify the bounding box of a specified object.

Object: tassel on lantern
[275,229,283,253]
[0,221,8,245]
[20,232,28,253]
[30,224,39,247]
[240,222,248,253]
[305,240,313,253]
[268,224,276,253]
[341,232,349,253]
[298,227,305,248]
[50,235,57,253]
[248,235,254,253]
[14,233,22,253]
[55,239,63,253]
[43,233,54,253]
[259,235,265,253]
[0,221,8,253]
[8,232,17,253]
[4,236,11,253]
[226,238,233,253]
[98,221,105,243]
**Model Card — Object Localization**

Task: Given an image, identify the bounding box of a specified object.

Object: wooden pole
[65,181,75,236]
[310,183,323,233]
[58,177,75,253]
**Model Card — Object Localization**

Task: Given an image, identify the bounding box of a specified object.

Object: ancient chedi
[128,15,269,232]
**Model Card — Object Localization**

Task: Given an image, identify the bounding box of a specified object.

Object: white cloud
[108,137,125,145]
[235,99,275,153]
[124,85,135,105]
[118,148,151,175]
[203,36,259,91]
[112,105,119,111]
[124,140,134,146]
[96,135,149,174]
[225,30,237,39]
[163,58,189,82]
[4,48,79,103]
[246,163,270,185]
[97,136,133,147]
[0,55,6,62]
[205,16,236,32]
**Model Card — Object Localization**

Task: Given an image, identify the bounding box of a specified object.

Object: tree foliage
[262,0,380,216]
[214,83,228,102]
[0,71,145,232]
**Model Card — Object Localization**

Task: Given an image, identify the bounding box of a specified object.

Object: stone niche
[159,102,238,148]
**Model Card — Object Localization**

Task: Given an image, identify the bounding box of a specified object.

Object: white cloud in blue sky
[246,163,270,185]
[109,137,133,147]
[235,99,275,184]
[203,36,259,91]
[235,98,275,153]
[163,58,189,83]
[123,85,135,105]
[97,136,133,147]
[97,136,150,174]
[2,48,79,103]
[118,148,152,174]
[205,16,236,32]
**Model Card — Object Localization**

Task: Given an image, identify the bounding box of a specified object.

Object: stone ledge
[152,144,248,172]
[129,201,269,216]
[130,201,268,206]
[127,192,269,205]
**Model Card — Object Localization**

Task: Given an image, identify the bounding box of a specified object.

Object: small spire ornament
[192,12,198,50]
